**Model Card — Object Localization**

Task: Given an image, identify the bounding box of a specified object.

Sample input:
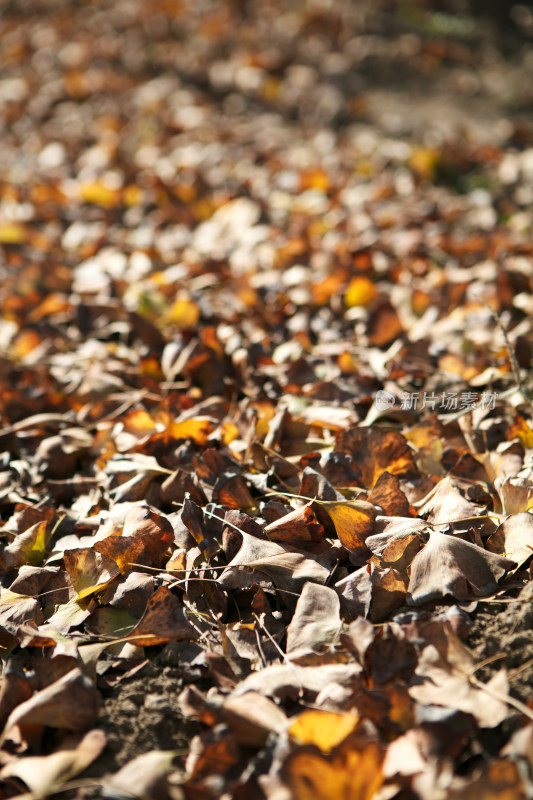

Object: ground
[1,1,533,798]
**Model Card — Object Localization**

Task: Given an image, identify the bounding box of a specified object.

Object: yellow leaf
[508,416,533,448]
[221,421,240,445]
[19,521,49,566]
[168,417,213,445]
[123,184,144,206]
[164,297,200,329]
[63,549,120,601]
[282,737,383,800]
[0,223,26,243]
[13,330,42,358]
[410,147,440,181]
[79,182,121,209]
[320,500,377,553]
[28,293,72,322]
[289,710,359,752]
[345,276,378,308]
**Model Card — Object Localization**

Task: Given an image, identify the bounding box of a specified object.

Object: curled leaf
[407,531,516,605]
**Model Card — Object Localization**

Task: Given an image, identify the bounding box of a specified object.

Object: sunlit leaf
[345,276,378,308]
[289,710,359,752]
[63,549,120,601]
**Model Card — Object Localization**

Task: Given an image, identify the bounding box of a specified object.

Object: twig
[469,674,533,723]
[490,307,533,412]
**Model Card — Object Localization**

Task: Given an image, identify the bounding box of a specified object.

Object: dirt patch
[468,583,533,703]
[81,657,202,780]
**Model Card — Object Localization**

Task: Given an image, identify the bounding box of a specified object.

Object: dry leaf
[63,548,120,601]
[289,710,359,752]
[0,729,106,796]
[407,531,516,604]
[106,750,177,800]
[265,500,325,546]
[335,427,418,488]
[286,583,341,656]
[320,499,378,559]
[95,505,174,573]
[128,585,197,646]
[417,475,481,524]
[409,635,510,728]
[2,668,100,739]
[219,691,287,747]
[486,511,533,569]
[281,733,383,800]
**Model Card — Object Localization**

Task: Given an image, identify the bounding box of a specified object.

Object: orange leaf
[281,735,383,800]
[95,506,174,573]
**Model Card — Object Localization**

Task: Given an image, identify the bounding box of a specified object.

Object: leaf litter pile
[2,0,533,797]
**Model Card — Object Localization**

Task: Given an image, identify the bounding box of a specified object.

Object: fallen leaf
[336,564,407,623]
[219,691,287,747]
[417,475,481,524]
[0,729,106,796]
[106,750,177,800]
[368,471,410,517]
[265,500,325,546]
[335,427,418,488]
[320,499,378,559]
[289,710,359,752]
[127,585,197,646]
[0,520,50,572]
[281,733,383,800]
[409,635,510,728]
[219,531,331,593]
[95,505,174,573]
[286,583,341,656]
[486,511,533,569]
[407,531,516,604]
[63,548,120,601]
[2,668,100,740]
[232,662,362,702]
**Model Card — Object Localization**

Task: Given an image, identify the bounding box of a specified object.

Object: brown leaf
[0,589,44,635]
[0,671,33,729]
[368,471,410,517]
[63,548,120,601]
[409,633,510,728]
[300,466,344,501]
[106,750,177,800]
[265,500,325,546]
[335,427,418,488]
[0,729,106,795]
[95,505,174,573]
[219,691,287,747]
[2,668,100,738]
[128,585,197,646]
[366,521,423,573]
[494,476,533,515]
[486,511,533,569]
[286,583,341,656]
[219,531,331,593]
[417,476,481,524]
[407,531,516,605]
[336,564,407,623]
[232,662,362,702]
